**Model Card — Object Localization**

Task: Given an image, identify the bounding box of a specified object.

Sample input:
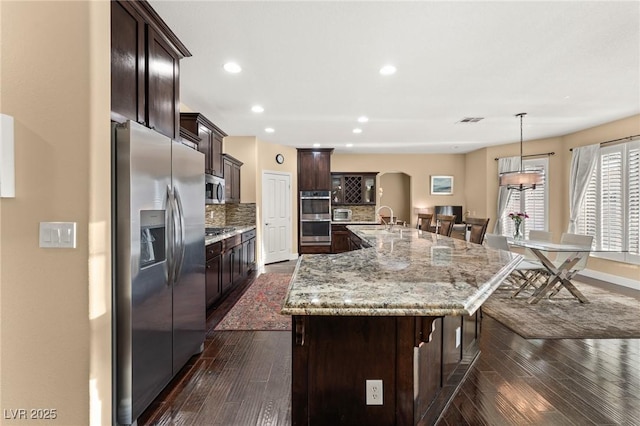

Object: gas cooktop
[205,227,237,237]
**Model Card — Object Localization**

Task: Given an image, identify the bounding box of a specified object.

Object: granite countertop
[205,225,256,245]
[281,225,522,317]
[331,220,380,225]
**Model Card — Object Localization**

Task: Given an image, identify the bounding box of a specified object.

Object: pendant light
[499,113,544,191]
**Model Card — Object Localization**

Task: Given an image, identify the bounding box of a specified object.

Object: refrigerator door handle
[172,186,186,286]
[166,185,175,286]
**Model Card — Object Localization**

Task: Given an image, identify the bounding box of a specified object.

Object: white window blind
[628,146,640,255]
[576,140,640,263]
[501,158,548,238]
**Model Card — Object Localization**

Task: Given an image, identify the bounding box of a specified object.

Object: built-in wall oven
[300,190,331,245]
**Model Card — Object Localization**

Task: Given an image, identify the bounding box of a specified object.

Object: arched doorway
[378,172,411,225]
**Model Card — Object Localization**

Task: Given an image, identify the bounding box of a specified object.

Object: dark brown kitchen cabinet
[180,113,226,177]
[331,224,350,253]
[331,173,377,204]
[223,154,242,204]
[297,149,333,191]
[111,0,190,139]
[205,241,222,308]
[241,229,257,275]
[221,234,241,294]
[179,127,200,149]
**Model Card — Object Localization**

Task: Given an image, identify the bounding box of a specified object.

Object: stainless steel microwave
[205,175,225,204]
[333,208,352,221]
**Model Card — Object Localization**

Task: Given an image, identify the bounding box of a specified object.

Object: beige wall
[224,137,299,263]
[331,154,467,226]
[223,136,258,204]
[463,148,489,218]
[0,2,111,425]
[379,172,411,223]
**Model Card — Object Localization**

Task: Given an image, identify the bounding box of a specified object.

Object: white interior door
[262,171,292,264]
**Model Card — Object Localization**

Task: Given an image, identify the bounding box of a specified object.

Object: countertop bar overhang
[282,225,522,317]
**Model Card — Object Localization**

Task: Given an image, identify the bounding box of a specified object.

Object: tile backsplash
[226,203,257,226]
[332,205,376,222]
[205,204,225,227]
[205,203,257,227]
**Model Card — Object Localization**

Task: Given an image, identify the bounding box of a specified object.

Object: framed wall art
[430,175,453,195]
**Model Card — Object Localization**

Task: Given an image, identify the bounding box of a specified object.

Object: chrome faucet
[375,205,394,230]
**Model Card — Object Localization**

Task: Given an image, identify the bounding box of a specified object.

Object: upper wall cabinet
[331,173,377,205]
[297,148,334,191]
[223,154,242,204]
[180,113,226,177]
[111,0,191,140]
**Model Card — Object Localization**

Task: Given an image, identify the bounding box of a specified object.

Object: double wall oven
[300,190,331,245]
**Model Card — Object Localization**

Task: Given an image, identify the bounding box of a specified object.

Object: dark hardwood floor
[139,261,640,425]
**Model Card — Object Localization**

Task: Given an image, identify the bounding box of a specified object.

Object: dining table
[509,238,592,304]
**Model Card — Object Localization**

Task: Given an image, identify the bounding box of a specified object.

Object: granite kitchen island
[281,225,522,426]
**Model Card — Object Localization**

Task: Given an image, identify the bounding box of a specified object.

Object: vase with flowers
[508,212,529,240]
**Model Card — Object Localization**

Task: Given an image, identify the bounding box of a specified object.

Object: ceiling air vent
[458,117,484,123]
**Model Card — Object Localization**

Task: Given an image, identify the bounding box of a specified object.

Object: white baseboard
[290,252,299,260]
[578,269,640,291]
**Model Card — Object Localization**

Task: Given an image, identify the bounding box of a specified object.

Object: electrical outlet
[455,326,461,348]
[366,379,383,405]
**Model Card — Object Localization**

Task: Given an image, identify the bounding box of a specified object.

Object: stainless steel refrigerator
[113,121,205,425]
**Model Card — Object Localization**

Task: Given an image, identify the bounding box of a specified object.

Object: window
[501,158,548,238]
[576,141,640,264]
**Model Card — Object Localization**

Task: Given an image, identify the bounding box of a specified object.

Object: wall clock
[276,154,285,164]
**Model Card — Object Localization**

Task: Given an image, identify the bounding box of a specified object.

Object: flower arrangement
[508,212,529,225]
[508,212,528,239]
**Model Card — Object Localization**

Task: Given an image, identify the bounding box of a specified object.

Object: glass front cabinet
[331,173,377,205]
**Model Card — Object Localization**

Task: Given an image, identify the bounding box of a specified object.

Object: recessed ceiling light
[357,116,369,123]
[251,105,264,113]
[346,143,354,148]
[265,127,275,133]
[313,143,321,148]
[379,65,396,76]
[353,128,362,134]
[223,62,242,73]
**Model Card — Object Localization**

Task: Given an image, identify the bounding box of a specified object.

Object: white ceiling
[150,1,640,154]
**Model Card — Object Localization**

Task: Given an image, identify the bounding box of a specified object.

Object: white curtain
[494,156,520,234]
[568,144,599,233]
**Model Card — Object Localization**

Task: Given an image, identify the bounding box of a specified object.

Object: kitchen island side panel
[291,313,480,426]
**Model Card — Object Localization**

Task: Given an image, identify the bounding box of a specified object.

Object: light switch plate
[40,222,76,248]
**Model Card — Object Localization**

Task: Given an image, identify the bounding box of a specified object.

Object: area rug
[482,282,640,339]
[214,273,292,331]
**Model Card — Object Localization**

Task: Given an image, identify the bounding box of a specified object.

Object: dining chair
[466,217,490,244]
[380,216,395,225]
[484,234,548,297]
[524,230,553,262]
[557,233,593,268]
[436,215,456,237]
[546,233,593,297]
[416,213,433,231]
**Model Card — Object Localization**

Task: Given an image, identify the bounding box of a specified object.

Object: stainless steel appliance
[114,121,205,425]
[333,208,352,222]
[205,174,225,204]
[300,190,331,245]
[300,190,331,220]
